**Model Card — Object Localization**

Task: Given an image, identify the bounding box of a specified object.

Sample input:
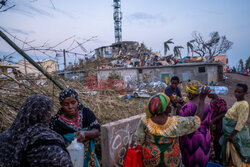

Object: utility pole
[24,58,27,75]
[63,49,66,78]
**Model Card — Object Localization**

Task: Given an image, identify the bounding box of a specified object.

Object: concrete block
[101,113,145,167]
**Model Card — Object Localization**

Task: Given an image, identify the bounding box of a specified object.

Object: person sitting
[0,94,73,167]
[135,90,209,166]
[50,88,100,167]
[221,83,250,166]
[164,76,184,114]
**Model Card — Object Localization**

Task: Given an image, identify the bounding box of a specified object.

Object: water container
[67,138,84,167]
[199,86,228,95]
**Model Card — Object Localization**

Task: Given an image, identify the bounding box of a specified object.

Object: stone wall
[97,63,223,88]
[101,113,145,167]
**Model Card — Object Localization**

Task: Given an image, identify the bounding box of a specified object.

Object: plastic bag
[67,138,84,167]
[123,145,143,167]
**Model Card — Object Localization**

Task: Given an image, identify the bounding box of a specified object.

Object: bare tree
[191,31,233,58]
[0,0,55,13]
[0,0,15,12]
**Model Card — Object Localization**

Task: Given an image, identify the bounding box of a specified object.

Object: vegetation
[245,56,250,70]
[239,59,244,71]
[190,31,233,58]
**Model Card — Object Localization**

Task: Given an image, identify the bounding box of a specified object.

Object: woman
[50,88,100,167]
[179,80,212,167]
[208,93,227,163]
[135,89,209,167]
[222,83,250,166]
[0,94,72,167]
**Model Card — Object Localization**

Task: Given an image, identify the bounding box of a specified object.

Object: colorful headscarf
[186,80,203,95]
[146,93,170,118]
[59,88,78,103]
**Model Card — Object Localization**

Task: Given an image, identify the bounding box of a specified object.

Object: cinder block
[101,113,145,167]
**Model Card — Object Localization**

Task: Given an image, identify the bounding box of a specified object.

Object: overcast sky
[0,0,250,68]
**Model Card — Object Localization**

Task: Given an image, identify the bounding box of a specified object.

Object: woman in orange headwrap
[135,90,209,167]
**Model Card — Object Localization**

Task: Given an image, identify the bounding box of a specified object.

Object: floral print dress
[135,115,201,167]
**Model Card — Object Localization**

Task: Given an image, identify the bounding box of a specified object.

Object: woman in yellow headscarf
[135,90,209,167]
[179,80,212,167]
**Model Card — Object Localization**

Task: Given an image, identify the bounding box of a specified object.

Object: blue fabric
[64,128,100,167]
[164,86,182,97]
[221,117,250,166]
[206,161,222,167]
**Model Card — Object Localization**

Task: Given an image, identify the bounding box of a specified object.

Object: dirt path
[214,73,250,127]
[217,73,250,108]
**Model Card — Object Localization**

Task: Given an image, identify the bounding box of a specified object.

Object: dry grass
[0,74,148,132]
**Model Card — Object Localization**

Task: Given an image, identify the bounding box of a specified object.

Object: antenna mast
[113,0,122,43]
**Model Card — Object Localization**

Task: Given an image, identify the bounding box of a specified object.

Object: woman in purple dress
[179,80,212,167]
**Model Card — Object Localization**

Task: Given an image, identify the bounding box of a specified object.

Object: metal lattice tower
[113,0,122,43]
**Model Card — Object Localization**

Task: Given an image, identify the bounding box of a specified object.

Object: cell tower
[113,0,122,43]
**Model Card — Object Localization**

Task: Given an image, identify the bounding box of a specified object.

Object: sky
[0,0,250,68]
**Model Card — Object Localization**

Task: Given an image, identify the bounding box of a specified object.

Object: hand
[228,133,235,143]
[200,86,210,100]
[75,131,86,143]
[176,103,182,115]
[176,103,182,110]
[175,98,184,103]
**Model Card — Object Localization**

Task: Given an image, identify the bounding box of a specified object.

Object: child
[221,83,250,166]
[164,76,184,115]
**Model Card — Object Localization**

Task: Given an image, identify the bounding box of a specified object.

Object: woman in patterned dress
[208,93,227,163]
[50,88,100,167]
[179,80,212,167]
[221,83,250,166]
[135,89,209,167]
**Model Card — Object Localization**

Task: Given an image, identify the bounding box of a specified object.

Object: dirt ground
[210,73,250,127]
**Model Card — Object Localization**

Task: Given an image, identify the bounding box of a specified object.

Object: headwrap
[185,80,203,95]
[146,93,170,118]
[59,88,78,103]
[0,94,72,166]
[58,88,84,115]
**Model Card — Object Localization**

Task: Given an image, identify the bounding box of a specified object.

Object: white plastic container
[199,86,228,95]
[67,139,84,167]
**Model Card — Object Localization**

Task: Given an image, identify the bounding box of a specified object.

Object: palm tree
[173,46,184,59]
[187,40,195,57]
[164,39,174,56]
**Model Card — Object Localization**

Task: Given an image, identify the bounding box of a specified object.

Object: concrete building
[214,55,227,71]
[0,62,18,75]
[56,69,85,80]
[15,59,58,77]
[97,62,223,88]
[95,41,139,58]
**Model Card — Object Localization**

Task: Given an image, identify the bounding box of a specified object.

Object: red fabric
[59,112,80,128]
[123,145,143,167]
